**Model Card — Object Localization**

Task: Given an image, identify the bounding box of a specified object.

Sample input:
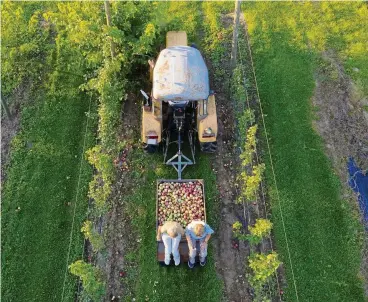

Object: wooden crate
[157,240,202,264]
[156,179,206,264]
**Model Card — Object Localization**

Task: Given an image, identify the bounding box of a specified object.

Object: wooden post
[231,0,241,69]
[104,1,116,58]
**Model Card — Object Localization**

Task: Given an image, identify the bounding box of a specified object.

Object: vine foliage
[69,260,105,301]
[248,252,281,301]
[81,221,104,252]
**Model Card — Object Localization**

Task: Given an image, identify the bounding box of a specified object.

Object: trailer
[156,179,207,265]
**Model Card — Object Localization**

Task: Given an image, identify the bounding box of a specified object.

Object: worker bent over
[185,220,214,268]
[157,221,185,266]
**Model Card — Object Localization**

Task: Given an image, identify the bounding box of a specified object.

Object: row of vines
[232,67,281,302]
[200,3,282,301]
[230,18,282,302]
[62,2,163,300]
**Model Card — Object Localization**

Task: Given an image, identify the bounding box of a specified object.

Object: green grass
[247,32,364,301]
[345,55,368,96]
[123,150,223,302]
[1,76,96,301]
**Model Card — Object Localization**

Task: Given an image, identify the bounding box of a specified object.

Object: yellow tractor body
[141,102,162,145]
[141,31,218,155]
[166,31,187,47]
[197,95,217,143]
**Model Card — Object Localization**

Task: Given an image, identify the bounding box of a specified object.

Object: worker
[157,221,185,266]
[185,220,214,268]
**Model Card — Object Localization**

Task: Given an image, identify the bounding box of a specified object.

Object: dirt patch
[312,51,368,295]
[206,13,252,302]
[212,95,251,302]
[1,80,32,179]
[313,52,368,173]
[100,94,141,301]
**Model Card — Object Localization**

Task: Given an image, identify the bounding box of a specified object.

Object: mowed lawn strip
[125,152,223,302]
[1,76,95,300]
[250,37,364,300]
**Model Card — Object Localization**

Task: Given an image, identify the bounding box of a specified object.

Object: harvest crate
[156,179,207,264]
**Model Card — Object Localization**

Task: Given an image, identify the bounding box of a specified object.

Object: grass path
[242,16,364,302]
[1,68,95,301]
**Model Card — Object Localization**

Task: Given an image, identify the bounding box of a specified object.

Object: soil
[313,52,368,174]
[311,51,368,295]
[2,16,54,180]
[1,80,32,180]
[209,15,287,302]
[212,94,251,302]
[208,13,252,302]
[102,94,141,301]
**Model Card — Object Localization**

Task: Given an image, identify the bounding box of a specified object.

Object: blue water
[348,158,368,229]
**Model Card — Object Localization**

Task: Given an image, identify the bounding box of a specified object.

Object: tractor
[140,31,218,179]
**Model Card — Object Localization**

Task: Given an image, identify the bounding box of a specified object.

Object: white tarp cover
[152,46,209,101]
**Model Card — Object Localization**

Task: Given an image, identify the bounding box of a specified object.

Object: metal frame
[162,103,197,180]
[164,131,195,180]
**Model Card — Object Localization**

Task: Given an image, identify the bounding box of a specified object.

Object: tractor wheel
[200,142,217,153]
[143,143,158,154]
